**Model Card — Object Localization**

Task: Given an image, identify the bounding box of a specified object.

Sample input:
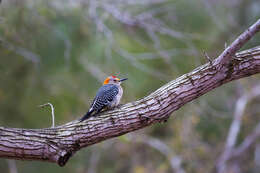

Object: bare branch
[86,0,200,78]
[101,3,186,39]
[203,50,213,65]
[88,0,113,42]
[0,20,259,166]
[202,0,225,31]
[0,44,259,166]
[115,48,170,80]
[217,85,260,173]
[232,120,260,158]
[130,134,185,173]
[216,19,260,65]
[39,103,55,128]
[81,61,107,83]
[0,37,40,64]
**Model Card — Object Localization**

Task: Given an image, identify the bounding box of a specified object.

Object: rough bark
[0,20,260,166]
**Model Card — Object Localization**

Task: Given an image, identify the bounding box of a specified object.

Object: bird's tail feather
[79,109,94,122]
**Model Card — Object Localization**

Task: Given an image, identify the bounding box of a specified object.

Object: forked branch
[0,19,260,166]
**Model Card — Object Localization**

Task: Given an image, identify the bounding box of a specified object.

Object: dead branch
[0,19,259,166]
[217,85,260,173]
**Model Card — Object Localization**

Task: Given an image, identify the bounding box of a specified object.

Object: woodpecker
[80,75,127,121]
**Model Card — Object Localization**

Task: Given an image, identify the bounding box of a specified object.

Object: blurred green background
[0,0,260,173]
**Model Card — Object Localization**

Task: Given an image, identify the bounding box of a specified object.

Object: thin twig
[203,50,213,65]
[39,103,55,128]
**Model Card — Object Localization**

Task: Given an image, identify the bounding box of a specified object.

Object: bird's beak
[119,78,128,82]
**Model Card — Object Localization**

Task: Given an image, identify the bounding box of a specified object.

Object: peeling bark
[0,20,260,166]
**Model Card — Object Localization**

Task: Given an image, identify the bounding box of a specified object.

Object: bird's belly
[108,87,123,108]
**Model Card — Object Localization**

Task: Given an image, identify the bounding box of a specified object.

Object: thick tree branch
[0,20,260,166]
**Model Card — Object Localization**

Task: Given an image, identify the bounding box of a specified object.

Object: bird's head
[103,75,128,85]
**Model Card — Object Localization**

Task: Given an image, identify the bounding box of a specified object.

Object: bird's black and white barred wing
[91,84,119,111]
[80,84,119,121]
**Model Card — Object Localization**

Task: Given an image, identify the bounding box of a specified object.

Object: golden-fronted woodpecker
[80,75,127,121]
